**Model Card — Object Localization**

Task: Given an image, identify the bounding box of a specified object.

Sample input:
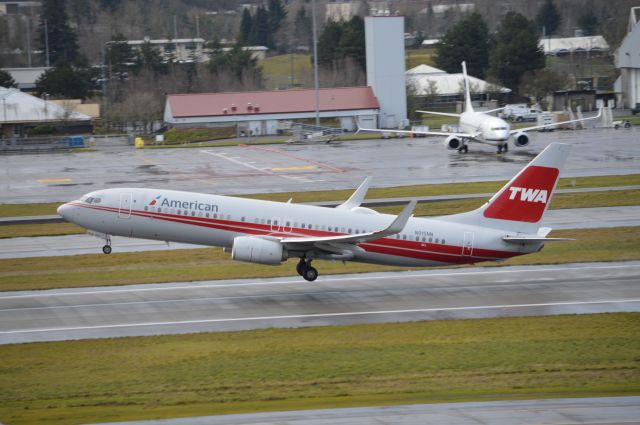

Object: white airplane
[58,143,572,282]
[360,61,602,154]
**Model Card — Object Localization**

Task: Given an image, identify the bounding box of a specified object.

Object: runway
[1,205,638,259]
[1,261,639,344]
[1,127,638,204]
[93,396,640,425]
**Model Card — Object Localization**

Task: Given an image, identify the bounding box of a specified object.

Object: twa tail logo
[508,187,548,203]
[484,165,559,223]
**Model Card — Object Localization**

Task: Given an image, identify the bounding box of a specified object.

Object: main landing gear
[457,145,469,153]
[297,258,318,282]
[102,236,112,254]
[497,143,509,154]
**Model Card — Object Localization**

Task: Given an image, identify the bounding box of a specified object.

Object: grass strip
[3,174,639,217]
[0,313,638,425]
[0,226,638,292]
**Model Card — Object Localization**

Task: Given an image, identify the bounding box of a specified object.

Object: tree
[35,59,97,99]
[239,8,253,45]
[38,0,80,64]
[134,41,168,75]
[294,7,312,50]
[267,0,287,37]
[488,12,545,92]
[435,12,489,79]
[317,17,365,72]
[106,33,135,78]
[577,9,599,36]
[253,5,271,48]
[535,0,561,36]
[519,68,570,106]
[0,70,17,88]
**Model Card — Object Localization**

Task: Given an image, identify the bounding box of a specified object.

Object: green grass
[260,53,313,89]
[0,226,638,292]
[406,48,437,70]
[0,313,638,425]
[2,174,639,217]
[0,222,83,239]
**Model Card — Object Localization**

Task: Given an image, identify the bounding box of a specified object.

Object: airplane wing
[357,127,477,139]
[279,200,417,250]
[415,110,461,117]
[510,108,602,134]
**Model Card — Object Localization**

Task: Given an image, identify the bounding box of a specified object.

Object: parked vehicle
[613,120,632,129]
[509,108,542,122]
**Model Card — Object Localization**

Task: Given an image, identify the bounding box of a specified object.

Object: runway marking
[1,263,639,300]
[272,166,316,171]
[200,150,310,182]
[240,144,345,173]
[36,178,71,183]
[2,299,639,335]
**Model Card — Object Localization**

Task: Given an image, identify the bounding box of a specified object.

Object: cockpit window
[491,127,508,131]
[83,196,102,204]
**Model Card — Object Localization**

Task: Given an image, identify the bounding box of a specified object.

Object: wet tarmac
[1,127,638,204]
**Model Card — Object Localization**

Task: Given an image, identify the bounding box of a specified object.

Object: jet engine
[443,135,462,150]
[231,236,287,265]
[513,131,530,147]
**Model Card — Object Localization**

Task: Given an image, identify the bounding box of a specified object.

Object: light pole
[312,0,320,127]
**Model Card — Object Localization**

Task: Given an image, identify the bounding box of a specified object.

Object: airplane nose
[57,203,71,220]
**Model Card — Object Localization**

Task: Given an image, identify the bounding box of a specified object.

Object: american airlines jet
[361,62,601,153]
[58,143,571,282]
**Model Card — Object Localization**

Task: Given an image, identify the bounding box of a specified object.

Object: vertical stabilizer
[461,61,474,113]
[441,143,570,234]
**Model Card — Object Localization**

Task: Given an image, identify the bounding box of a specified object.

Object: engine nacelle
[444,135,462,150]
[513,131,530,147]
[231,236,286,265]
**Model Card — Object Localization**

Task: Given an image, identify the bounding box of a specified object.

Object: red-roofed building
[163,87,380,135]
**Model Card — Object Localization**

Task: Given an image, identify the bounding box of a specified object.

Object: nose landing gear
[102,236,112,254]
[296,258,318,282]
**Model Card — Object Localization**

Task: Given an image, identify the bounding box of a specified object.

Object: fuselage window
[144,206,148,211]
[442,239,446,244]
[191,211,196,216]
[348,228,352,233]
[435,238,439,244]
[214,213,218,219]
[267,219,271,225]
[206,213,210,218]
[415,236,419,241]
[429,237,432,243]
[177,210,181,215]
[241,217,245,222]
[402,235,407,240]
[422,237,426,242]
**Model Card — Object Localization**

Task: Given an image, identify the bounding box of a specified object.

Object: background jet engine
[513,131,530,147]
[444,135,463,150]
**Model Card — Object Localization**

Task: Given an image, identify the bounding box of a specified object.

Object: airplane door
[462,232,474,256]
[118,192,132,219]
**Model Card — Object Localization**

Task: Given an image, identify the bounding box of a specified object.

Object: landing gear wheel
[497,145,503,154]
[296,258,308,275]
[302,266,318,282]
[502,143,508,152]
[102,244,112,254]
[458,145,468,154]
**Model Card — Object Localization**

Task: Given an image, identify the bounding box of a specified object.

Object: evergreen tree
[435,12,489,79]
[294,7,312,49]
[106,33,135,78]
[239,8,253,45]
[38,0,80,64]
[338,16,365,71]
[254,6,271,48]
[267,0,287,36]
[0,70,17,88]
[488,12,545,91]
[317,21,343,66]
[535,0,561,36]
[35,59,97,99]
[578,9,599,36]
[134,41,168,75]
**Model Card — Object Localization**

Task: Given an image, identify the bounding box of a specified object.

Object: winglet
[382,199,417,236]
[337,177,372,210]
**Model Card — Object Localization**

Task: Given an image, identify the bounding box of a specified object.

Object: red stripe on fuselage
[70,202,521,263]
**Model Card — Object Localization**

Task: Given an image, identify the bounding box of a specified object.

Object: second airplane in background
[360,61,602,153]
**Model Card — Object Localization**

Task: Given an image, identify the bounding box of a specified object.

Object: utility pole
[44,19,50,67]
[312,0,320,127]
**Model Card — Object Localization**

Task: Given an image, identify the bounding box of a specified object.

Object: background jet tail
[461,61,474,113]
[441,143,570,234]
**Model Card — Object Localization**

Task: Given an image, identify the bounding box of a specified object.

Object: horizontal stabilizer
[503,235,574,244]
[416,110,461,118]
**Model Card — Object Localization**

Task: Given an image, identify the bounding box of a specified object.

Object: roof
[615,7,640,68]
[405,64,447,75]
[0,88,91,124]
[2,67,50,90]
[406,69,511,95]
[126,38,205,45]
[539,36,609,55]
[166,87,380,118]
